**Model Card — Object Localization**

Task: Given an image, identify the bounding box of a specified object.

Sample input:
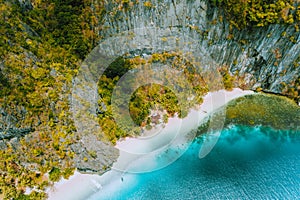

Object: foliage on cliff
[212,0,300,28]
[0,0,104,199]
[97,52,209,143]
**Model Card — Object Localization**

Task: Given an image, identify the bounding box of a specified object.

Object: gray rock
[71,134,119,174]
[97,0,300,96]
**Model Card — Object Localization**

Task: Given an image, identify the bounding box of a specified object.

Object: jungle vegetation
[0,0,103,198]
[211,0,300,28]
[0,0,299,199]
[97,52,209,143]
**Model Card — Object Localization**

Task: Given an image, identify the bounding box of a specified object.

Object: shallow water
[89,125,300,199]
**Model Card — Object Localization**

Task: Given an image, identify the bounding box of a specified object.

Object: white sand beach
[47,88,254,200]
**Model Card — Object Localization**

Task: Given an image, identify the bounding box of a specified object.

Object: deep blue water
[91,125,300,199]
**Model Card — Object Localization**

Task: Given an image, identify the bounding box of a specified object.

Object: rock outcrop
[0,107,33,140]
[70,134,118,173]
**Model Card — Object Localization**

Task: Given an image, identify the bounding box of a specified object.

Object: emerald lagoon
[90,125,300,199]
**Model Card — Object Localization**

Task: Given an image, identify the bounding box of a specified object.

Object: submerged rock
[198,93,300,135]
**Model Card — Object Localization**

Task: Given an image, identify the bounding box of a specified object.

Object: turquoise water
[90,125,300,199]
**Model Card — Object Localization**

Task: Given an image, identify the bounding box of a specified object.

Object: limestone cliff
[98,0,300,103]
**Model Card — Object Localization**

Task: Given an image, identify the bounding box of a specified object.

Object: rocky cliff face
[98,0,300,102]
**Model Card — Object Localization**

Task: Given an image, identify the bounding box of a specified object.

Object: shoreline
[47,88,254,199]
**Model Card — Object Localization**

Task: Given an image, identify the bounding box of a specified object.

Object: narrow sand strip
[47,88,254,199]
